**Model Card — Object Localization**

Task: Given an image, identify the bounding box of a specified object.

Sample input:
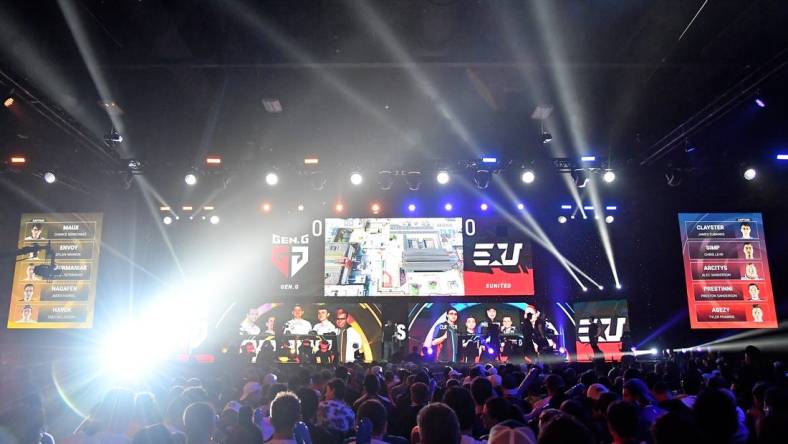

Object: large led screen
[679,213,777,329]
[322,218,534,296]
[407,302,557,363]
[238,303,401,364]
[573,299,629,362]
[7,213,103,329]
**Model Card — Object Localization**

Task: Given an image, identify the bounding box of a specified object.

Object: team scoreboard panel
[7,213,103,329]
[678,213,777,329]
[265,217,534,297]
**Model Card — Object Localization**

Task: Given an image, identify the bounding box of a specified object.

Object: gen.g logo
[272,234,309,278]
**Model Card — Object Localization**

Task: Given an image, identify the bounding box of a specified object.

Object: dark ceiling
[1,0,787,200]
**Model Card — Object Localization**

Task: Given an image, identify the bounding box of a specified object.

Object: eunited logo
[472,243,524,267]
[272,234,309,278]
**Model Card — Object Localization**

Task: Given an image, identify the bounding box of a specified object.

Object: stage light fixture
[776,154,788,161]
[516,203,525,210]
[603,170,616,183]
[481,157,497,163]
[43,172,56,184]
[408,204,416,212]
[755,98,766,108]
[205,156,222,166]
[160,206,171,211]
[209,215,220,225]
[616,284,622,290]
[405,171,422,191]
[582,287,588,292]
[540,132,553,144]
[560,204,572,210]
[350,172,363,186]
[304,157,319,165]
[743,168,757,181]
[4,97,14,107]
[265,172,279,186]
[371,203,381,214]
[310,171,327,190]
[261,203,271,213]
[474,170,492,189]
[335,203,344,213]
[444,203,453,211]
[558,216,567,224]
[436,170,450,185]
[182,206,193,211]
[521,170,535,184]
[581,156,596,162]
[10,156,26,165]
[630,346,637,353]
[605,215,615,224]
[572,170,589,188]
[598,285,604,290]
[184,173,198,186]
[297,204,305,212]
[650,348,658,355]
[480,203,488,211]
[377,171,394,190]
[163,216,173,225]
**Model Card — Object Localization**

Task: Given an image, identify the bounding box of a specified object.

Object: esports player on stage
[522,313,536,358]
[479,307,501,361]
[461,316,481,363]
[748,283,763,301]
[283,304,312,335]
[739,222,752,239]
[313,307,338,335]
[588,317,604,361]
[742,243,755,260]
[24,223,45,241]
[432,307,459,362]
[336,308,361,363]
[500,316,518,360]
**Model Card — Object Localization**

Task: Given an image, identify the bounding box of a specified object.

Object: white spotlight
[598,285,604,290]
[436,170,450,185]
[605,215,615,224]
[163,216,173,225]
[350,172,363,186]
[743,168,757,181]
[43,172,56,184]
[184,173,198,186]
[616,284,622,290]
[209,215,220,225]
[265,172,279,186]
[603,170,616,183]
[558,216,567,224]
[521,170,535,184]
[516,203,525,210]
[297,204,305,212]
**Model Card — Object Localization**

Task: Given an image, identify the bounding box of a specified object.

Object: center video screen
[238,303,387,364]
[323,218,534,296]
[407,302,559,363]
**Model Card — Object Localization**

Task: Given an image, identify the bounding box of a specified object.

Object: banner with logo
[679,213,777,329]
[573,299,629,362]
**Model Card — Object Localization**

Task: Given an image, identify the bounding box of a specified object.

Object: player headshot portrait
[24,223,45,241]
[501,316,517,334]
[739,222,752,239]
[742,243,755,260]
[21,284,35,302]
[17,305,35,323]
[24,264,40,281]
[264,316,277,335]
[748,283,762,301]
[752,304,764,323]
[313,307,337,335]
[742,263,759,280]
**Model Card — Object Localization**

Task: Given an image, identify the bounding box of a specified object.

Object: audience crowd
[3,345,788,444]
